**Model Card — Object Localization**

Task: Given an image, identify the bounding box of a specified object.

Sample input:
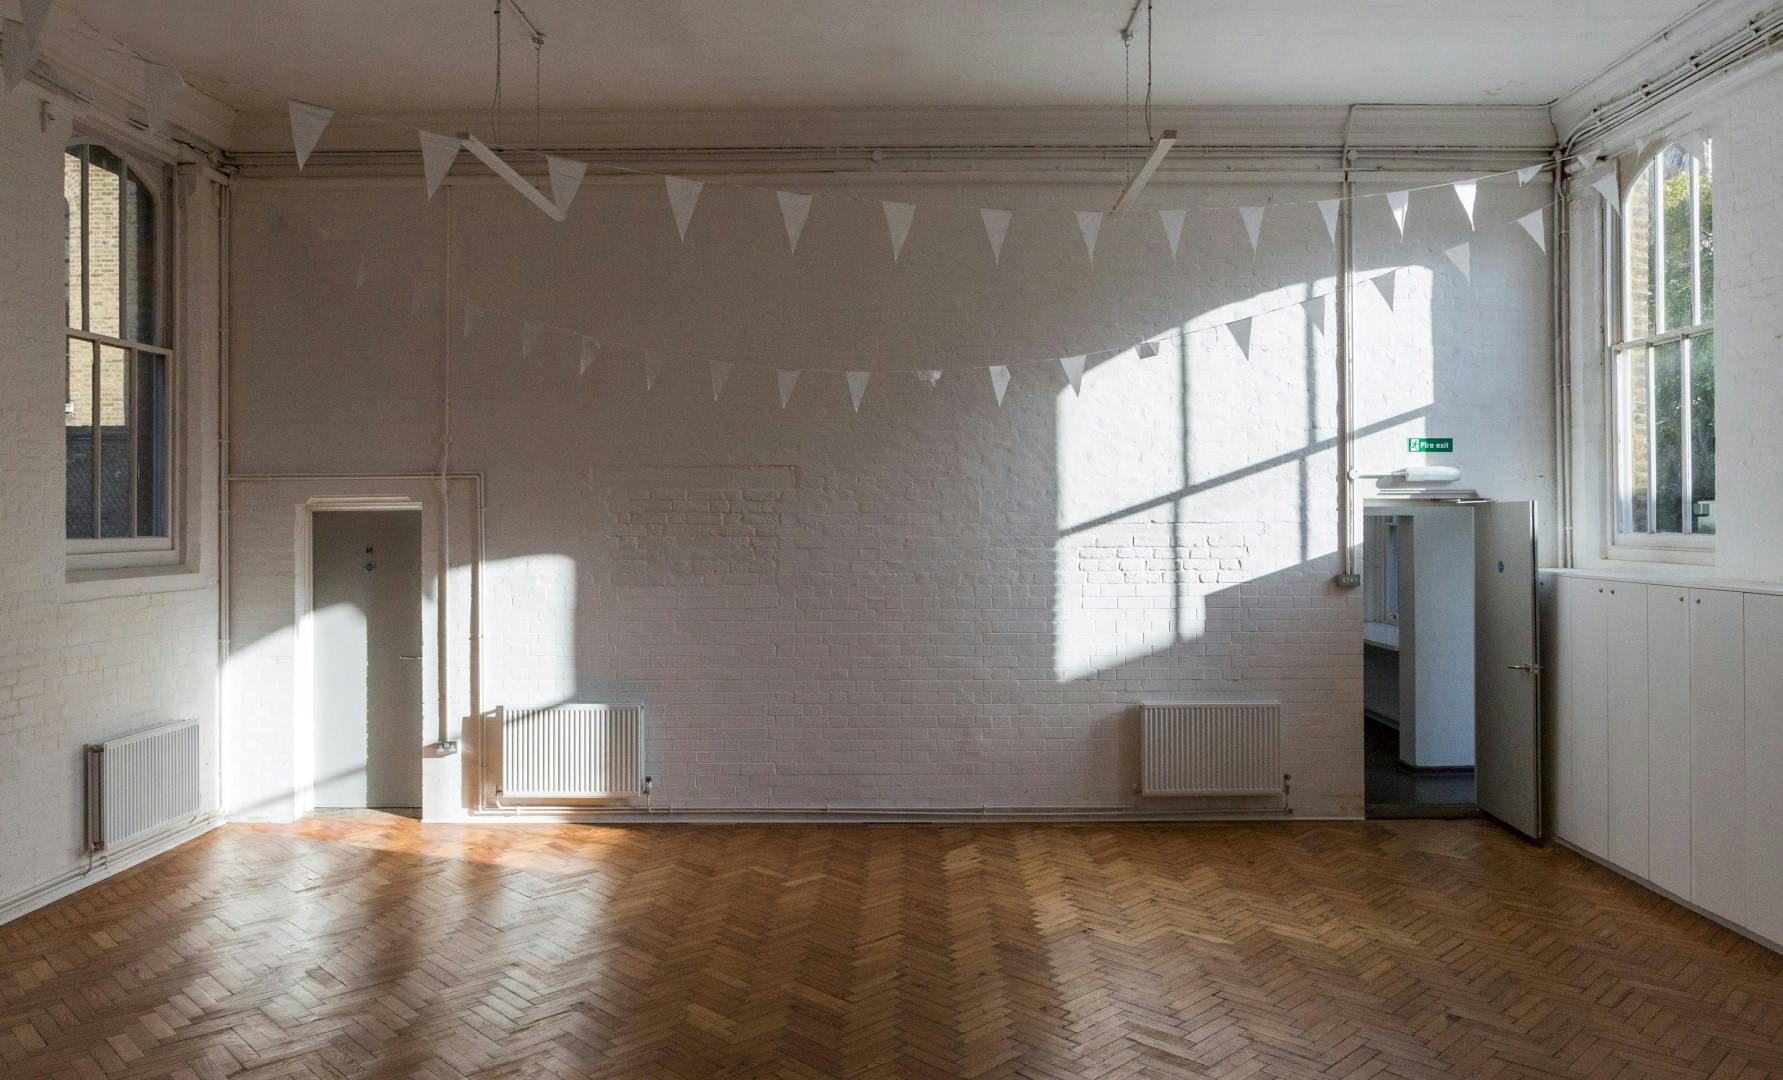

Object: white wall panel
[1605,583,1649,877]
[1647,585,1692,900]
[1689,588,1745,924]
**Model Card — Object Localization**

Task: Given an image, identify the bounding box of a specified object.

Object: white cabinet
[1647,586,1691,899]
[1568,579,1610,857]
[1689,588,1746,925]
[1605,584,1649,877]
[1745,594,1783,944]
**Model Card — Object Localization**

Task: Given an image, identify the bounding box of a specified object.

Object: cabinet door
[1538,575,1565,840]
[1647,587,1692,899]
[1690,589,1746,924]
[1605,584,1649,877]
[1569,580,1610,857]
[1745,594,1783,944]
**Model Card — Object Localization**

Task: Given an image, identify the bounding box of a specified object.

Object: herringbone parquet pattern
[3,816,1781,1078]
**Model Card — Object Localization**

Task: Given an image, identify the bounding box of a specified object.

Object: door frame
[295,496,426,817]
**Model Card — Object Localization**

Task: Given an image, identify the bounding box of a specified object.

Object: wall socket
[1333,573,1362,588]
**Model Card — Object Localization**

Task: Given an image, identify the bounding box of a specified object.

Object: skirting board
[0,814,222,928]
[467,806,1322,825]
[1552,837,1783,958]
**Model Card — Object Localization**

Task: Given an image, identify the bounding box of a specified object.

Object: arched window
[1612,140,1713,547]
[63,140,174,556]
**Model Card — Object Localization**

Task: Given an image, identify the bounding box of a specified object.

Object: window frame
[63,136,183,572]
[1604,140,1714,563]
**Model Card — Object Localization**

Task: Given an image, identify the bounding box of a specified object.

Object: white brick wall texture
[0,90,221,909]
[224,168,1554,821]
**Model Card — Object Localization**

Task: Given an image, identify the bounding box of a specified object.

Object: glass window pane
[134,352,169,538]
[98,345,132,538]
[1661,146,1693,333]
[1690,333,1716,535]
[1625,161,1657,340]
[1624,346,1652,531]
[1699,141,1714,325]
[64,149,84,332]
[65,338,96,539]
[123,169,156,345]
[1652,340,1685,533]
[85,146,124,340]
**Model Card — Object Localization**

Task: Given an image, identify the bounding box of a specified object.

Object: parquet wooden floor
[3,816,1782,1079]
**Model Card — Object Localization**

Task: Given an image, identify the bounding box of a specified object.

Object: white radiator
[499,704,646,799]
[1141,702,1283,796]
[85,718,202,853]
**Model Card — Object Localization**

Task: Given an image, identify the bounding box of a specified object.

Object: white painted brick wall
[225,167,1552,821]
[0,89,220,909]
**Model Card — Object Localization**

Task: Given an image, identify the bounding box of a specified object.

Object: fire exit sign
[1407,437,1454,453]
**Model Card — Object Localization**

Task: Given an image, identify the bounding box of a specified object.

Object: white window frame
[63,136,182,573]
[1604,141,1714,564]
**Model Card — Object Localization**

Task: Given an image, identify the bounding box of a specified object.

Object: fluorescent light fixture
[1112,128,1177,214]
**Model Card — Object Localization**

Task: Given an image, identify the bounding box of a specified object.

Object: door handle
[1506,663,1540,672]
[398,654,422,660]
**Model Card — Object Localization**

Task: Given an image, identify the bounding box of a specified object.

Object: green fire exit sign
[1407,437,1454,453]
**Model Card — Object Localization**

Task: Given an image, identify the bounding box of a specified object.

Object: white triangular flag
[1371,268,1398,310]
[776,369,800,408]
[287,101,333,170]
[645,355,667,390]
[547,155,587,216]
[1516,208,1546,253]
[1592,169,1621,212]
[1386,190,1409,236]
[521,320,543,359]
[1634,135,1653,159]
[1301,296,1326,337]
[1518,164,1543,185]
[419,131,460,200]
[846,371,870,412]
[664,175,703,241]
[579,336,599,376]
[463,136,565,221]
[882,201,915,260]
[1452,180,1477,228]
[981,208,1011,263]
[1445,241,1471,281]
[1240,206,1265,254]
[1137,341,1160,359]
[1579,151,1601,171]
[2,20,31,92]
[777,190,813,253]
[1227,317,1253,360]
[988,365,1012,405]
[914,370,942,386]
[1058,355,1085,396]
[709,360,733,401]
[1158,209,1186,260]
[1074,210,1102,263]
[143,63,184,134]
[1677,130,1708,164]
[1317,198,1340,245]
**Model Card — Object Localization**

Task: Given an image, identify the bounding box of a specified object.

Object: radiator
[1140,702,1283,796]
[499,704,646,799]
[85,718,203,853]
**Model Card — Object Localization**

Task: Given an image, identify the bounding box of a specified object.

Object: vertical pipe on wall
[1553,150,1574,566]
[437,186,453,751]
[214,178,232,812]
[1336,106,1359,580]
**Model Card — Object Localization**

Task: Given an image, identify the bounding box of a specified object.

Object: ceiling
[57,0,1707,117]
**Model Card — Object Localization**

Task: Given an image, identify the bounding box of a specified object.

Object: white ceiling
[58,0,1705,116]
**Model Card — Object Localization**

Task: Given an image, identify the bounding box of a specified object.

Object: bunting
[1516,208,1547,253]
[1518,164,1543,185]
[1444,242,1471,281]
[1137,341,1160,359]
[1227,317,1253,360]
[287,101,334,170]
[579,336,599,375]
[464,136,565,221]
[846,371,871,412]
[1059,355,1086,395]
[1317,199,1340,245]
[1158,209,1186,261]
[1591,169,1621,212]
[1386,190,1409,237]
[1240,206,1266,254]
[548,156,587,216]
[989,365,1012,405]
[777,369,800,408]
[1452,180,1477,228]
[665,176,703,241]
[709,360,733,400]
[419,131,461,199]
[1371,268,1398,310]
[882,201,915,260]
[143,63,185,134]
[914,369,942,386]
[981,208,1012,263]
[1074,210,1102,263]
[777,190,813,253]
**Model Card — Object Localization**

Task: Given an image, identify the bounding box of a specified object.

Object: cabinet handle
[1507,663,1537,672]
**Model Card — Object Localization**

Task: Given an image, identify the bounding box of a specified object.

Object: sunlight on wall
[222,624,297,820]
[483,553,578,709]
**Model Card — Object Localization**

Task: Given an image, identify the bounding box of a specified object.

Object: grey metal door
[1474,500,1541,838]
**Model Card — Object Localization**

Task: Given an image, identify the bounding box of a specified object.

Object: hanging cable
[491,0,503,143]
[1143,0,1154,142]
[534,33,543,148]
[1122,27,1133,179]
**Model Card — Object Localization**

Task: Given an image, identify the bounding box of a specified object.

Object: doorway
[311,508,423,809]
[1362,503,1478,818]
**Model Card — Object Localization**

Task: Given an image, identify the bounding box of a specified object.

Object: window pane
[64,149,84,332]
[66,338,96,539]
[1625,161,1657,340]
[123,168,156,344]
[98,345,132,538]
[1661,146,1693,332]
[1699,141,1714,325]
[134,352,169,538]
[1690,333,1716,535]
[86,146,124,340]
[1651,340,1685,533]
[1623,346,1652,531]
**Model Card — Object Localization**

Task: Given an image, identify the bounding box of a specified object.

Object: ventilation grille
[1141,702,1283,796]
[86,718,203,853]
[499,704,645,799]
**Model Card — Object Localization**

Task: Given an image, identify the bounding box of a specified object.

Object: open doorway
[311,508,424,811]
[1362,502,1478,818]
